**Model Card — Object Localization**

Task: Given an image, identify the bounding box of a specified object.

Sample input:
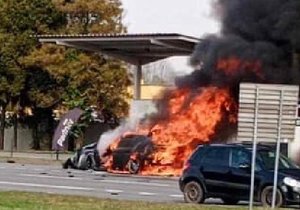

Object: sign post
[238,83,299,209]
[249,87,259,210]
[271,90,284,208]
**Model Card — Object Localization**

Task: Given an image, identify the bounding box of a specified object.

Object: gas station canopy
[37,33,200,65]
[37,33,200,99]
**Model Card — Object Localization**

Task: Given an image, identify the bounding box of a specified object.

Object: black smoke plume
[182,0,300,89]
[151,0,300,141]
[176,0,300,99]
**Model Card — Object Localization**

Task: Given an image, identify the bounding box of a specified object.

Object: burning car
[102,134,154,174]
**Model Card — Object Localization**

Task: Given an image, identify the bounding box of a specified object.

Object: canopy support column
[134,61,142,100]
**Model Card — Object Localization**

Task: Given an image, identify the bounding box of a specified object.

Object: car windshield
[258,150,299,170]
[118,136,147,148]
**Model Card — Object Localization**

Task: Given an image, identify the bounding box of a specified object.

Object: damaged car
[62,142,101,170]
[102,134,154,174]
[63,134,155,174]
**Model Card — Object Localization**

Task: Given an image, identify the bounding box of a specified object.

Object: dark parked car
[63,142,100,170]
[103,134,154,174]
[179,143,300,207]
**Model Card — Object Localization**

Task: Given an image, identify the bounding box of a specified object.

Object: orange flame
[103,86,237,176]
[102,138,120,170]
[142,87,237,176]
[217,56,264,79]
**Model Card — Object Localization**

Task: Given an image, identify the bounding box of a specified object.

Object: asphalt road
[1,162,297,209]
[0,162,184,203]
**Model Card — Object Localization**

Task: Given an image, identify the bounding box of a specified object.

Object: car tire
[78,155,93,170]
[221,198,239,205]
[86,156,93,169]
[127,159,140,174]
[62,158,75,169]
[183,181,205,204]
[260,186,284,208]
[62,161,69,169]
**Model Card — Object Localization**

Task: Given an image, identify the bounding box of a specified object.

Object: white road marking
[138,192,157,196]
[169,194,184,198]
[0,181,94,191]
[19,174,82,180]
[92,171,107,175]
[0,167,6,169]
[50,170,62,173]
[99,179,169,187]
[105,189,123,193]
[33,169,43,171]
[14,167,26,170]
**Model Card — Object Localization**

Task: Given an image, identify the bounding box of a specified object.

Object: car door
[229,147,264,199]
[227,147,252,198]
[200,147,231,196]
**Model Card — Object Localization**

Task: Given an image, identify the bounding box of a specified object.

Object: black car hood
[279,169,300,179]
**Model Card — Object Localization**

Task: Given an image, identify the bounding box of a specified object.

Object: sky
[121,0,220,37]
[121,0,220,74]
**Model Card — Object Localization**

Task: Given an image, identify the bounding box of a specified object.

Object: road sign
[238,83,299,209]
[238,83,299,142]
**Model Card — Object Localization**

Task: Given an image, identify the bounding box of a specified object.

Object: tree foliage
[24,43,131,118]
[0,0,65,149]
[0,0,64,34]
[24,0,130,116]
[0,0,131,149]
[53,0,125,34]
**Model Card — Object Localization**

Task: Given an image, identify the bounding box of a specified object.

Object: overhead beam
[38,34,200,43]
[57,41,170,65]
[150,39,192,52]
[56,41,142,64]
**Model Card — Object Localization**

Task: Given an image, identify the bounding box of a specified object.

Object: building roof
[37,33,200,65]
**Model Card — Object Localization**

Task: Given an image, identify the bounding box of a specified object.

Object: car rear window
[119,135,149,148]
[189,146,207,164]
[201,147,230,167]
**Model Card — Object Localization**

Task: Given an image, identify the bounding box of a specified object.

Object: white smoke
[97,100,157,156]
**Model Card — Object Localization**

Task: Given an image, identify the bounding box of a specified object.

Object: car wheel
[183,181,205,204]
[86,156,93,169]
[260,186,284,208]
[221,198,239,205]
[62,160,69,169]
[127,159,140,174]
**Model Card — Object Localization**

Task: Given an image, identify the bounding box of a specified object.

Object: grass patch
[0,191,289,210]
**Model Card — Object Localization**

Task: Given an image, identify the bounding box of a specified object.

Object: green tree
[53,0,125,34]
[0,0,65,149]
[24,0,130,114]
[23,0,131,149]
[0,0,130,150]
[0,34,26,149]
[24,44,131,117]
